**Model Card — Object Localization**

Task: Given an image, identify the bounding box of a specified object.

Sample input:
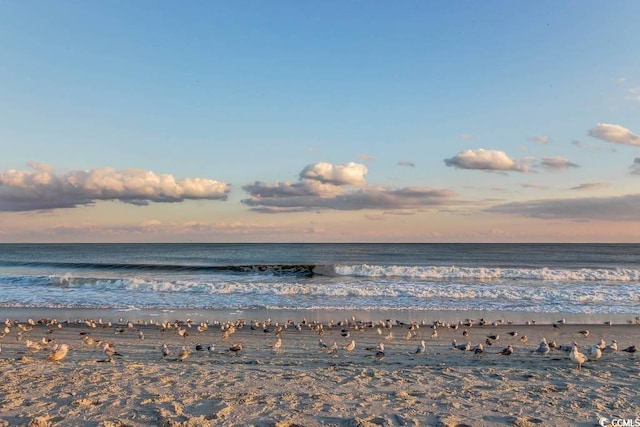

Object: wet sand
[0,312,639,426]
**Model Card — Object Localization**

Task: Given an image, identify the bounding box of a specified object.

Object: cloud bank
[487,194,640,221]
[0,162,230,212]
[242,162,455,212]
[444,149,530,172]
[588,123,640,146]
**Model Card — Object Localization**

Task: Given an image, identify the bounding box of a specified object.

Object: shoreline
[1,308,638,426]
[1,307,638,326]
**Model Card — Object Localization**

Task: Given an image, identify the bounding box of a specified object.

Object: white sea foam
[333,264,640,281]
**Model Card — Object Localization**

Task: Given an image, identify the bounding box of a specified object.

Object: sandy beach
[0,312,638,427]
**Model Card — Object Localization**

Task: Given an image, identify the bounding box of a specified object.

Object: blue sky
[1,1,639,242]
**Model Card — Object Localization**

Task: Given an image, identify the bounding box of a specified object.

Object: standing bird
[103,342,123,361]
[473,343,484,355]
[415,340,426,354]
[329,341,338,356]
[178,345,189,361]
[497,345,513,356]
[344,340,356,352]
[589,345,602,361]
[161,343,170,358]
[534,338,550,356]
[570,344,587,370]
[622,345,637,353]
[272,337,282,354]
[47,343,69,362]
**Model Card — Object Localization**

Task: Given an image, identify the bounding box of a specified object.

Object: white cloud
[521,183,548,190]
[242,162,455,212]
[530,136,549,144]
[299,162,367,186]
[444,149,530,173]
[588,123,640,146]
[0,162,230,212]
[357,153,375,162]
[626,87,640,101]
[570,183,610,191]
[539,157,579,171]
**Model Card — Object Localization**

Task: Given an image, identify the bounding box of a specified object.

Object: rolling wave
[4,259,640,281]
[0,260,318,276]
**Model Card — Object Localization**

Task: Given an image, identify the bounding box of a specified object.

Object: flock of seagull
[0,316,638,371]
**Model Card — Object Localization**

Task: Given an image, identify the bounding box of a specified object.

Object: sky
[1,1,639,243]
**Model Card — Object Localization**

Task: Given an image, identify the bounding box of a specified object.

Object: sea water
[0,243,638,322]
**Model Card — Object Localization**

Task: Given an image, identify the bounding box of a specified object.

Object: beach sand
[0,312,638,427]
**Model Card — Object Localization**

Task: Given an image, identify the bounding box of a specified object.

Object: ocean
[0,243,639,323]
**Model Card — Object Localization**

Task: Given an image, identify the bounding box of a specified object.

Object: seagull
[329,341,338,355]
[497,345,513,356]
[507,331,518,338]
[178,345,189,361]
[138,330,145,341]
[622,345,637,353]
[366,342,384,352]
[559,343,574,352]
[415,340,426,354]
[272,337,282,353]
[473,343,484,355]
[103,342,123,361]
[229,343,243,353]
[578,330,589,338]
[344,340,356,352]
[589,345,602,360]
[207,344,215,355]
[487,334,499,341]
[604,340,618,352]
[161,343,170,358]
[25,339,42,353]
[570,344,587,370]
[46,343,69,362]
[452,339,470,351]
[431,329,438,339]
[596,338,606,350]
[534,338,550,356]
